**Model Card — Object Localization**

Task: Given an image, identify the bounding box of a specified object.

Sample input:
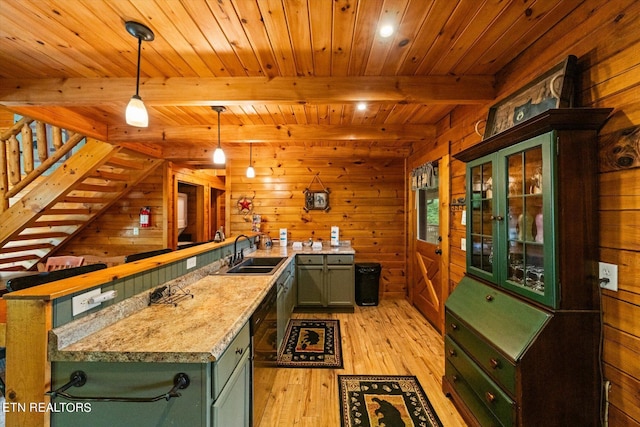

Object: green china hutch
[443,109,612,426]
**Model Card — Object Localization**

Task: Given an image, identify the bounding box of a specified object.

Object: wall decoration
[237,195,254,215]
[303,174,330,212]
[411,161,438,190]
[484,55,577,139]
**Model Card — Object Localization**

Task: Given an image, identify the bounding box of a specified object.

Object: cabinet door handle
[490,358,500,369]
[235,348,244,355]
[448,349,456,357]
[451,323,458,330]
[485,295,494,302]
[452,375,459,382]
[485,391,496,404]
[435,248,442,255]
[490,215,504,221]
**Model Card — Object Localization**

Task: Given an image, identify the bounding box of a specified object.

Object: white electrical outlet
[72,288,102,316]
[186,256,197,269]
[599,262,618,291]
[461,238,466,251]
[133,227,139,236]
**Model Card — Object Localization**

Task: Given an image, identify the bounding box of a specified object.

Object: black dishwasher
[250,285,277,426]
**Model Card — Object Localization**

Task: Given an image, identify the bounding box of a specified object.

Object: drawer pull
[485,295,494,302]
[448,349,456,357]
[485,391,496,404]
[452,375,459,382]
[451,323,458,330]
[490,358,500,369]
[235,348,244,355]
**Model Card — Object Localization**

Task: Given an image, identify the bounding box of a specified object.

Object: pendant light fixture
[212,106,226,165]
[246,143,255,178]
[125,21,154,127]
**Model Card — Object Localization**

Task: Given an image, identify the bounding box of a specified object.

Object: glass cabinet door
[467,156,497,283]
[465,132,557,308]
[500,133,556,307]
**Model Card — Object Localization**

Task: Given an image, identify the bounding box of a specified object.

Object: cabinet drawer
[446,312,516,394]
[445,336,515,427]
[296,255,323,265]
[212,322,250,399]
[326,254,353,265]
[445,361,503,427]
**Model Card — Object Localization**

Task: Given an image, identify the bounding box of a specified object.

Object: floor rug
[277,319,343,368]
[338,375,443,427]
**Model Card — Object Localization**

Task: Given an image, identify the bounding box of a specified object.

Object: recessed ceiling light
[379,24,394,38]
[357,102,367,111]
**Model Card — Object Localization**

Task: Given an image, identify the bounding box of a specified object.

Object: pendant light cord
[217,109,221,148]
[135,36,142,97]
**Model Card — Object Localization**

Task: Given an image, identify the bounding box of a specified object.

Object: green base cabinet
[444,109,610,427]
[51,323,251,427]
[296,254,354,308]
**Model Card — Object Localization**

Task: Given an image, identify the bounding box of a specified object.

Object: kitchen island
[42,244,354,426]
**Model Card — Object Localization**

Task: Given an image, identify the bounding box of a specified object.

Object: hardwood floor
[257,298,468,426]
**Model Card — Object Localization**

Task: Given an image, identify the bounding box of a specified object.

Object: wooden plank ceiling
[0,0,582,165]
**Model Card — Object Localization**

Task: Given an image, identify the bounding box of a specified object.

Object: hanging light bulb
[246,142,255,178]
[124,21,154,127]
[212,106,226,165]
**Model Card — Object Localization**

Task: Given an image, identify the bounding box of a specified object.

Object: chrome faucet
[231,234,253,266]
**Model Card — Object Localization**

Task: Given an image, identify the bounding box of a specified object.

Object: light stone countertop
[49,246,355,364]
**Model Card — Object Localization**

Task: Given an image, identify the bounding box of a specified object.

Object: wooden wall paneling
[431,2,640,424]
[227,142,406,299]
[604,363,640,424]
[61,167,166,258]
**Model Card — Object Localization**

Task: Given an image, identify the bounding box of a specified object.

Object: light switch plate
[461,238,466,251]
[599,262,618,291]
[72,288,102,316]
[186,256,196,269]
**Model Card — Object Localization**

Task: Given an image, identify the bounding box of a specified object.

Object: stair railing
[0,116,85,213]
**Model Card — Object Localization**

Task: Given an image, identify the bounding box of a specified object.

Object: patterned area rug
[339,375,443,427]
[277,319,343,368]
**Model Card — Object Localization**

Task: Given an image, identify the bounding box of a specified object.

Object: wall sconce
[212,106,226,164]
[125,21,154,127]
[246,143,255,178]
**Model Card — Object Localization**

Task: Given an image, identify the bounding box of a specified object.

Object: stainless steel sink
[221,256,287,275]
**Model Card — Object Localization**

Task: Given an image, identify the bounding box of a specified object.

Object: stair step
[0,243,55,253]
[90,170,132,181]
[75,182,124,193]
[61,196,113,204]
[30,220,85,227]
[105,156,145,170]
[46,208,93,215]
[0,265,28,272]
[0,253,41,264]
[13,232,70,241]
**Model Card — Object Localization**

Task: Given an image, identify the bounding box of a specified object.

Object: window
[417,187,439,243]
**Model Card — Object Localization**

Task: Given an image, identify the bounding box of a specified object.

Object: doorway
[210,187,225,239]
[409,157,450,333]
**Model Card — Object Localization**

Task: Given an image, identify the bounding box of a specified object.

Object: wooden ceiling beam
[107,123,435,143]
[0,76,495,106]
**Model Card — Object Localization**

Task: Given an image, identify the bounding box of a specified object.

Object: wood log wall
[225,142,408,298]
[440,1,640,425]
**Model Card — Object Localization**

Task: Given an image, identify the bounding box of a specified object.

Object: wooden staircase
[0,122,162,272]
